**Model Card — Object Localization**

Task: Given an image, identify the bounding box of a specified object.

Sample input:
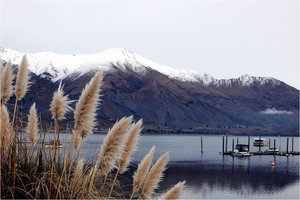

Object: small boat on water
[232,144,252,157]
[253,138,269,146]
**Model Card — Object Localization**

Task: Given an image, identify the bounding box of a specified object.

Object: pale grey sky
[0,0,299,88]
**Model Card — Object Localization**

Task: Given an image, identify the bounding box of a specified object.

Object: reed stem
[108,167,120,197]
[99,174,108,195]
[11,99,18,195]
[129,190,135,200]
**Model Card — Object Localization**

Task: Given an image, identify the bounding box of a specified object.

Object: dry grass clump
[0,58,185,199]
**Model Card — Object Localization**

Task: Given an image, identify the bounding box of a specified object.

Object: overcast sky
[1,0,299,88]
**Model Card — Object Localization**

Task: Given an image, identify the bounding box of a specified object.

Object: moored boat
[253,138,269,146]
[231,144,252,157]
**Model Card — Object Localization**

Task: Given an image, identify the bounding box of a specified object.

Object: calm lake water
[46,134,300,199]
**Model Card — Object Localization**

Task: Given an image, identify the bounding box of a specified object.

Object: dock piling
[222,136,225,154]
[232,139,234,152]
[201,137,203,153]
[237,137,239,144]
[269,138,271,149]
[273,139,276,155]
[248,135,250,152]
[292,137,294,152]
[259,136,261,152]
[225,135,228,153]
[286,138,289,154]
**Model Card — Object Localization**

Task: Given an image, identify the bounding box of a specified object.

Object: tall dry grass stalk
[73,72,103,148]
[50,81,72,145]
[109,119,143,197]
[26,103,38,146]
[15,55,30,101]
[130,146,155,199]
[12,54,30,195]
[140,152,169,199]
[49,82,72,193]
[163,181,185,200]
[0,105,13,159]
[1,60,14,104]
[97,116,132,176]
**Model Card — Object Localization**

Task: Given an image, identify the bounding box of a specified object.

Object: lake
[46,134,300,199]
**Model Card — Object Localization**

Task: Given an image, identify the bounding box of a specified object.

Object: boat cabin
[235,144,249,152]
[253,138,268,146]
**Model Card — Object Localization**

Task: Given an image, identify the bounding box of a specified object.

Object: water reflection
[158,162,299,199]
[39,133,299,199]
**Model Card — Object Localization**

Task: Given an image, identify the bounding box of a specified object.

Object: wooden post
[201,137,203,153]
[273,139,276,155]
[232,139,235,152]
[225,135,228,153]
[248,135,250,152]
[259,136,261,152]
[286,138,289,154]
[222,136,225,154]
[292,137,294,152]
[237,137,239,144]
[269,138,271,149]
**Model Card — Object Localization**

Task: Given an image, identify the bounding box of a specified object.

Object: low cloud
[260,108,293,115]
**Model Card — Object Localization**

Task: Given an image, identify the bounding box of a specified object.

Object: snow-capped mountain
[0,47,281,87]
[0,47,298,135]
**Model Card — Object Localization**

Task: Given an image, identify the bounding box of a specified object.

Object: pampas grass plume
[1,60,14,104]
[15,55,30,101]
[119,119,143,174]
[73,72,103,148]
[50,81,72,121]
[26,103,38,145]
[164,181,185,200]
[132,146,155,193]
[141,152,169,199]
[97,116,132,176]
[1,105,13,155]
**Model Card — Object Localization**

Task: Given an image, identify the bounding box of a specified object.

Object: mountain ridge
[0,47,282,88]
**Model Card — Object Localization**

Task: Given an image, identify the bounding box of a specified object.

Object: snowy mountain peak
[0,47,281,87]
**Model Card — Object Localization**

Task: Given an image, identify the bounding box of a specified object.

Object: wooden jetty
[221,151,299,156]
[221,135,299,157]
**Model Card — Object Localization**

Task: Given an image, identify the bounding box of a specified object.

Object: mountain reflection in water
[158,162,299,199]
